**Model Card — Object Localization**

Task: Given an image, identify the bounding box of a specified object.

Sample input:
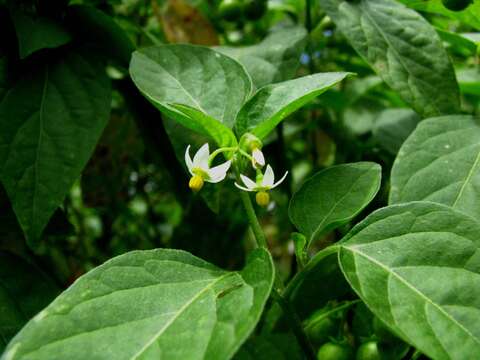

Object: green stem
[239,191,267,248]
[208,146,238,164]
[237,185,315,360]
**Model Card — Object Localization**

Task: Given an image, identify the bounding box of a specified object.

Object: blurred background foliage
[0,0,479,352]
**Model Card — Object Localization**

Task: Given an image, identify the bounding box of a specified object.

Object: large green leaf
[390,115,480,221]
[235,72,351,139]
[130,44,252,147]
[0,252,59,352]
[289,162,381,248]
[9,6,71,59]
[216,27,307,88]
[338,201,480,360]
[66,5,135,67]
[0,49,111,244]
[399,0,480,30]
[319,0,460,118]
[2,248,274,360]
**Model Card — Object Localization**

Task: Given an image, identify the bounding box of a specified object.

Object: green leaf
[399,0,480,30]
[289,162,381,248]
[338,201,480,360]
[436,28,478,55]
[129,44,252,147]
[0,252,59,352]
[372,108,419,155]
[457,68,480,96]
[390,115,480,221]
[66,5,135,67]
[216,26,307,88]
[9,6,72,59]
[319,0,460,118]
[3,248,274,360]
[235,72,351,139]
[0,49,111,244]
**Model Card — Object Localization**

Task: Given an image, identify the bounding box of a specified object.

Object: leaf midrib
[343,246,480,348]
[131,271,233,359]
[360,1,442,115]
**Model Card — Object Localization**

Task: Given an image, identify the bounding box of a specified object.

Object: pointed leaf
[390,115,480,221]
[216,27,307,88]
[319,0,460,118]
[339,201,480,360]
[3,248,274,360]
[289,162,381,248]
[129,44,252,147]
[9,6,71,59]
[235,72,351,139]
[0,49,111,244]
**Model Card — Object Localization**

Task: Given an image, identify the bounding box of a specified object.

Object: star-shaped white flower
[185,143,231,191]
[235,165,288,192]
[235,165,288,206]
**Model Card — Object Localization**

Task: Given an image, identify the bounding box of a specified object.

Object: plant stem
[238,188,316,360]
[239,191,267,248]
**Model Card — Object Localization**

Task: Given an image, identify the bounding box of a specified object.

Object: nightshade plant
[1,0,480,359]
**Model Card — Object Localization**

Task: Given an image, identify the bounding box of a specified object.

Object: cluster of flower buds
[184,134,287,207]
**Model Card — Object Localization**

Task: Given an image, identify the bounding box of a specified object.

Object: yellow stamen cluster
[255,191,270,207]
[189,175,204,192]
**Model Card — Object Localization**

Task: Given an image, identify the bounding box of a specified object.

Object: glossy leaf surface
[320,0,460,117]
[339,202,480,360]
[289,162,381,247]
[3,248,274,360]
[390,115,480,221]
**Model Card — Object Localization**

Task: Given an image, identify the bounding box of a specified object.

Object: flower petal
[252,148,265,167]
[185,145,194,174]
[206,160,232,183]
[193,143,210,170]
[235,182,254,192]
[271,171,288,189]
[240,174,257,190]
[262,165,275,187]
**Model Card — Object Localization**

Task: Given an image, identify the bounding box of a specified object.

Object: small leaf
[0,48,111,244]
[339,201,480,359]
[390,115,480,221]
[130,44,252,147]
[289,162,381,248]
[3,248,274,360]
[319,0,460,118]
[235,72,351,139]
[9,6,72,59]
[216,26,307,88]
[66,5,135,67]
[0,251,59,352]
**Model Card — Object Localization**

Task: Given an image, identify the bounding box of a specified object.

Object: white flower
[235,165,288,207]
[252,148,265,168]
[235,164,288,192]
[185,143,231,191]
